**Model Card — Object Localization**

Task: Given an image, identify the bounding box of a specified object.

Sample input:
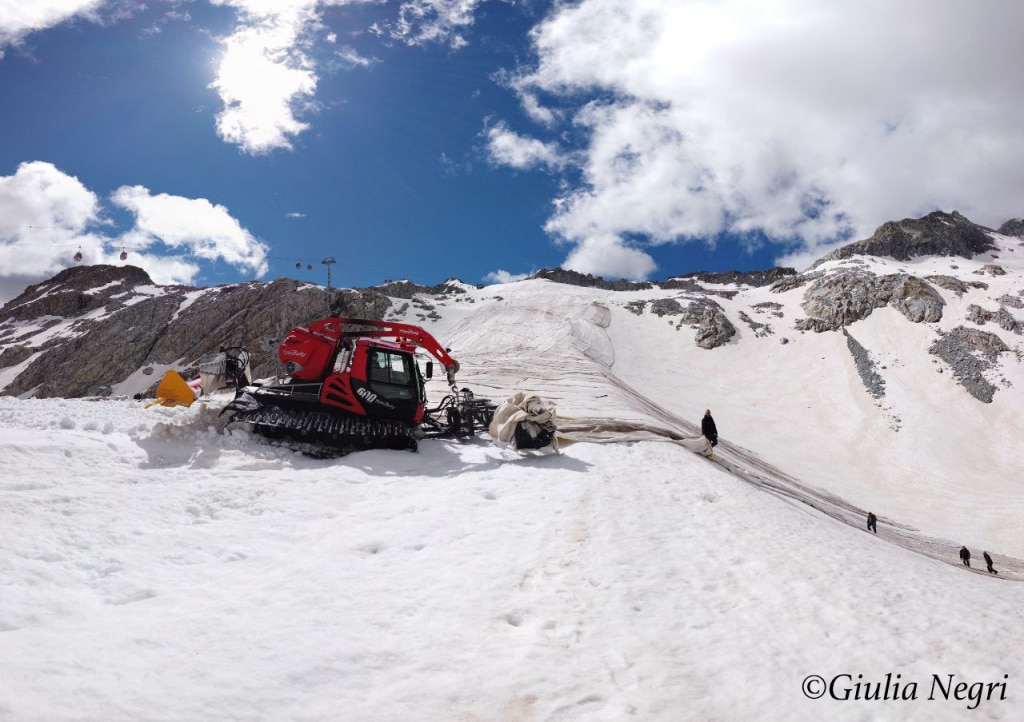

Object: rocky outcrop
[997,293,1024,309]
[796,272,944,331]
[796,272,888,330]
[531,266,795,292]
[974,264,1006,276]
[929,327,1010,403]
[966,305,1022,335]
[770,274,813,294]
[375,279,473,298]
[0,266,392,398]
[888,276,944,323]
[813,210,996,265]
[997,219,1024,238]
[621,295,735,347]
[0,265,155,322]
[924,275,988,296]
[532,268,654,291]
[683,299,736,349]
[665,267,797,289]
[650,299,684,317]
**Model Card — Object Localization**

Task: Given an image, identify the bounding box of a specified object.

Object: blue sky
[2,1,1024,303]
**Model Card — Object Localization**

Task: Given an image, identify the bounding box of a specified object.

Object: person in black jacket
[960,546,971,567]
[866,512,877,534]
[983,551,998,575]
[701,409,718,447]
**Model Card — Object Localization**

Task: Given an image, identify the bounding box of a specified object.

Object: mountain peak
[814,210,997,267]
[0,264,156,322]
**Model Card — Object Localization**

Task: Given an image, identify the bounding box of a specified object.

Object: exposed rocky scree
[843,328,886,401]
[929,327,1010,403]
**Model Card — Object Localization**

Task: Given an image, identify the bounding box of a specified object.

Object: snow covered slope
[1,395,1023,722]
[1,216,1023,720]
[391,232,1024,559]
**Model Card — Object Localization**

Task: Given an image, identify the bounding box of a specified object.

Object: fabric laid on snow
[489,392,558,450]
[555,417,714,457]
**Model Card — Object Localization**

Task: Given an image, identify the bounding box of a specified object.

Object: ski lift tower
[321,256,337,291]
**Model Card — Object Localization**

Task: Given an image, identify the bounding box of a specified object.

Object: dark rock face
[667,267,797,288]
[770,274,811,294]
[0,266,392,398]
[0,265,155,322]
[966,304,1022,335]
[532,268,654,291]
[997,218,1024,238]
[650,299,684,317]
[814,210,996,265]
[375,279,474,298]
[683,299,737,349]
[622,296,735,348]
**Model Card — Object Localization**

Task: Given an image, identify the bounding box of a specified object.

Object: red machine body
[274,317,460,425]
[222,316,497,454]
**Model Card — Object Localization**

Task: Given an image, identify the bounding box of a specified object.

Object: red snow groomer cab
[222,317,496,454]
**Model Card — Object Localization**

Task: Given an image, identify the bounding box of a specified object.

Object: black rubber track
[229,406,417,455]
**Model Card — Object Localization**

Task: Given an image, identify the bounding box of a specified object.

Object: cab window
[368,350,413,392]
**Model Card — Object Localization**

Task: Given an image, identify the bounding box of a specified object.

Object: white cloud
[485,121,565,171]
[334,44,377,69]
[0,161,106,301]
[206,1,389,153]
[494,0,1024,279]
[389,0,485,49]
[560,233,656,282]
[0,162,270,304]
[0,161,100,232]
[517,90,559,127]
[0,0,106,50]
[286,211,306,218]
[483,269,530,284]
[208,1,321,154]
[110,185,270,274]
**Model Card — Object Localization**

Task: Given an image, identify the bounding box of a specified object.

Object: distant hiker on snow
[701,409,718,447]
[867,512,877,534]
[960,546,971,567]
[984,551,999,575]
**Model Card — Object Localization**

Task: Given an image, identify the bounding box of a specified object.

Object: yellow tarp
[144,370,196,408]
